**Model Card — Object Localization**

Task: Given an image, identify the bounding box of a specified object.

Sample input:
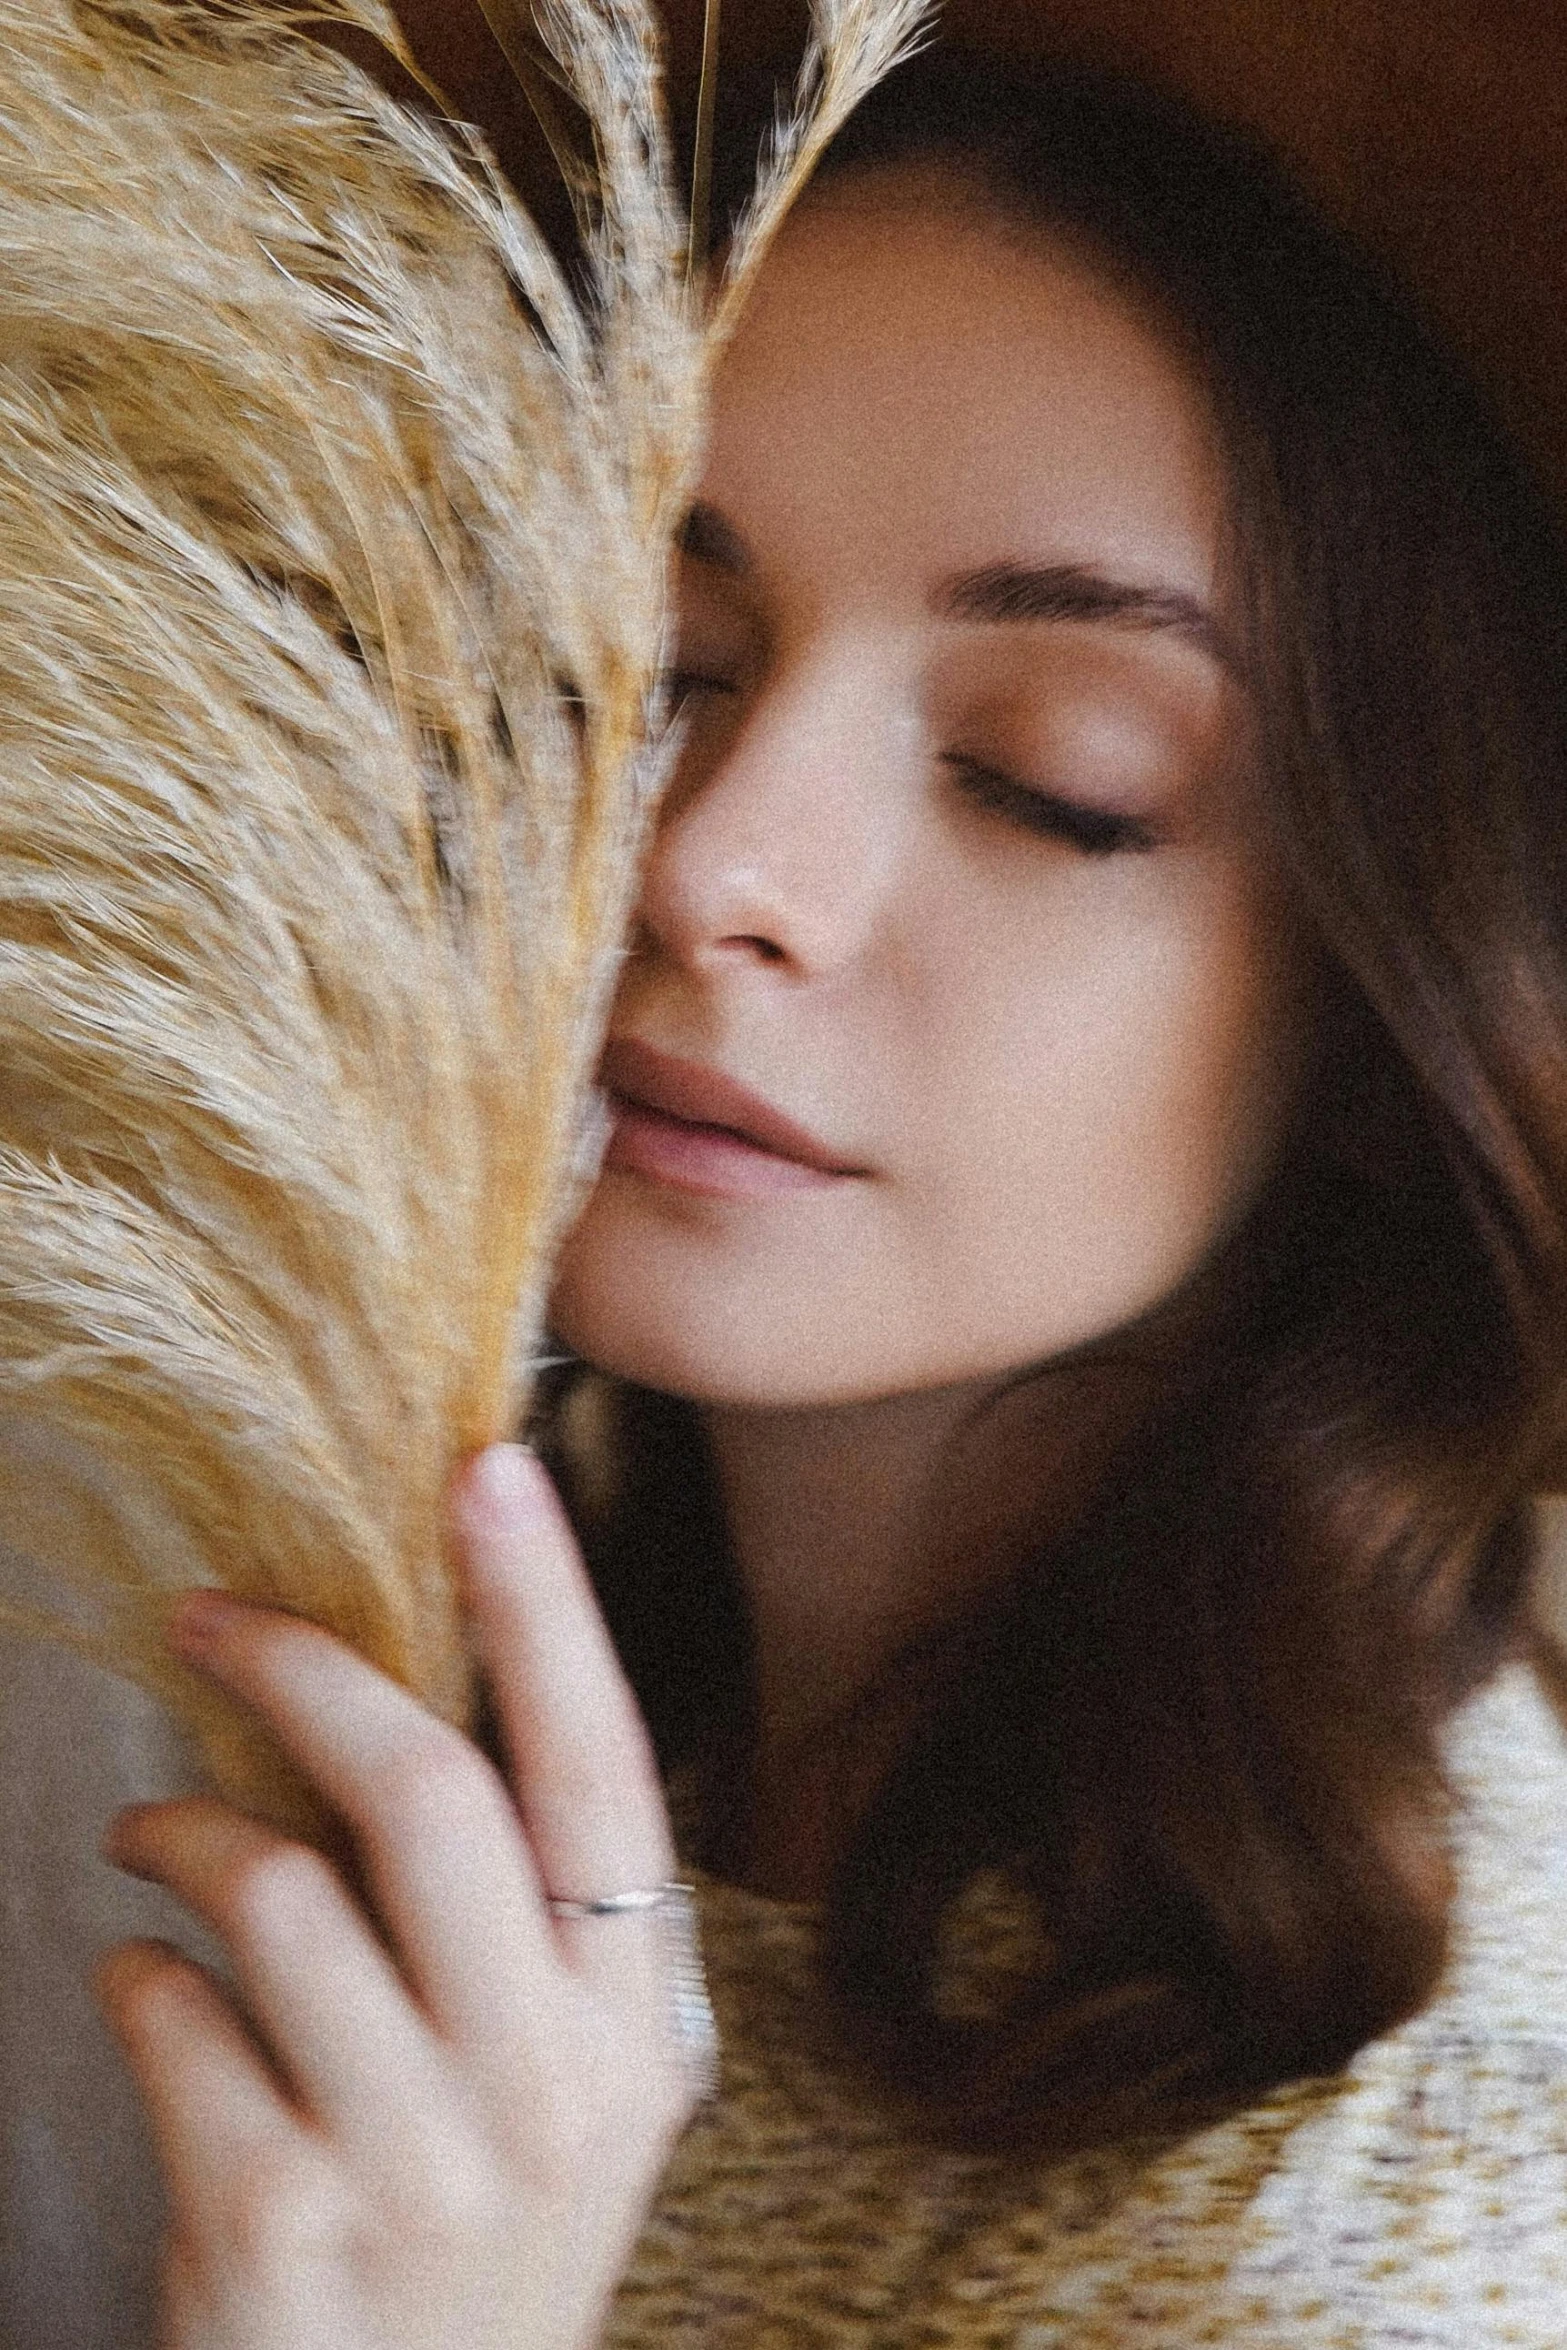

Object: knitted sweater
[608,1660,1567,2348]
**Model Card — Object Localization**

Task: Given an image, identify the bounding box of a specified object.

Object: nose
[632,646,911,981]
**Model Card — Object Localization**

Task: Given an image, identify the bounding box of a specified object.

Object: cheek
[881,862,1301,1367]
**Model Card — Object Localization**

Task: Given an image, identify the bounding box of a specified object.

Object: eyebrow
[678,502,1235,671]
[932,561,1234,669]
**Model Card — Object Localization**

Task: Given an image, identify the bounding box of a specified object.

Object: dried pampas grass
[0,0,931,1832]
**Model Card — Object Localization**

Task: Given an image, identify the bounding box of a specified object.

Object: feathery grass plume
[709,0,937,349]
[0,0,927,1835]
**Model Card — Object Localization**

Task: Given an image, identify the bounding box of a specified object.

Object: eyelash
[658,678,1159,860]
[943,756,1158,857]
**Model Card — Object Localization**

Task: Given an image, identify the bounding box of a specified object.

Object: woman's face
[549,171,1310,1408]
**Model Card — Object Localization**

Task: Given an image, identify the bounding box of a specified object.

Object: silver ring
[546,1880,719,2102]
[545,1884,678,1919]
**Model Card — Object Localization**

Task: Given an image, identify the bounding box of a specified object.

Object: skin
[94,174,1313,2348]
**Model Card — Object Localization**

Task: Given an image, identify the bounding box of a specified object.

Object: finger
[93,1937,309,2253]
[448,1447,676,2001]
[164,1593,561,2061]
[104,1796,454,2176]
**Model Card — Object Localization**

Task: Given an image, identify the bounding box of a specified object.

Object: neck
[699,1361,1148,1898]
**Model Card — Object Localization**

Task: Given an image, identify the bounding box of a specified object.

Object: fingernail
[165,1588,235,1660]
[464,1443,541,1524]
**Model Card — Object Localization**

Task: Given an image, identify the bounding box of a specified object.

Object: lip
[598,1036,866,1194]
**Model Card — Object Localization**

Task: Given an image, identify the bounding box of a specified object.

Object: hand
[93,1445,695,2350]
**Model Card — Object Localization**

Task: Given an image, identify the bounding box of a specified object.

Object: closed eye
[943,755,1159,857]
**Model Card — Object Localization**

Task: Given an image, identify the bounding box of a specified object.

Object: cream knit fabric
[608,1661,1567,2348]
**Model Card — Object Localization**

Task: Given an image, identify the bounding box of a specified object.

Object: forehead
[703,175,1228,613]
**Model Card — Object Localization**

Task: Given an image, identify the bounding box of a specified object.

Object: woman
[80,45,1567,2348]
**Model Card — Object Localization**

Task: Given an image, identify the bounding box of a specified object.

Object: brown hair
[539,50,1567,2153]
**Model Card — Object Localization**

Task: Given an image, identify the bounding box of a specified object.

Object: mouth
[598,1037,866,1199]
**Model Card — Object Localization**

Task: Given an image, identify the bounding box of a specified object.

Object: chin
[548,1258,1071,1412]
[546,1288,859,1407]
[546,1187,885,1406]
[551,1258,868,1409]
